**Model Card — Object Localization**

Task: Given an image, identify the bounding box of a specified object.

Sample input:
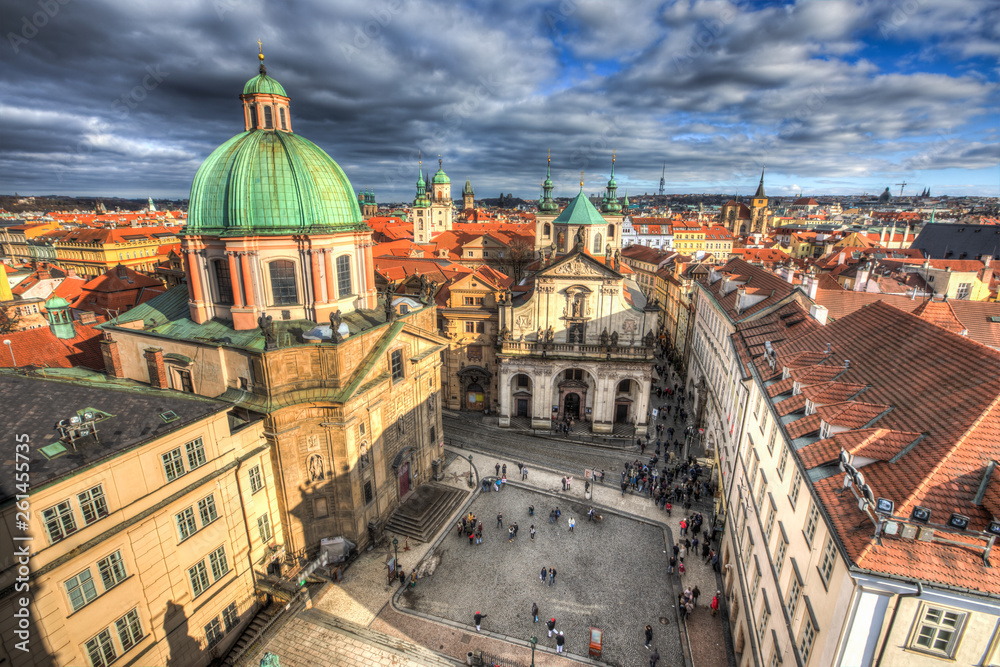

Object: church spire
[603,152,621,213]
[538,152,558,212]
[754,164,766,199]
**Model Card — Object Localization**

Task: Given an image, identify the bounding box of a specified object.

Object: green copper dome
[187,130,364,236]
[432,167,450,184]
[552,190,609,225]
[243,72,288,97]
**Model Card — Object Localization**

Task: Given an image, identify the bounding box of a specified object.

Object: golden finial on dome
[258,39,264,61]
[580,171,585,188]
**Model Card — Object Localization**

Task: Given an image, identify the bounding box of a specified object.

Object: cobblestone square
[396,484,681,667]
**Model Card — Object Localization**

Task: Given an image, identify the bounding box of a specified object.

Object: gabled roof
[0,321,105,371]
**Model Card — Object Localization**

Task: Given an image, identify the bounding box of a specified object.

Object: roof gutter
[874,581,922,667]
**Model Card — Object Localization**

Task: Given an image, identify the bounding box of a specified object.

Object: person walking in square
[522,466,528,481]
[650,648,660,666]
[692,585,701,606]
[474,611,486,631]
[711,591,720,617]
[547,617,556,637]
[541,566,547,583]
[644,624,653,649]
[548,567,557,586]
[568,517,575,532]
[497,512,503,528]
[495,462,500,476]
[530,525,536,541]
[513,522,519,537]
[476,523,483,544]
[502,464,507,476]
[531,602,539,623]
[556,631,565,653]
[508,526,514,542]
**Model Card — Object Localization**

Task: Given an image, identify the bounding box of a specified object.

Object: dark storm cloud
[1,0,997,201]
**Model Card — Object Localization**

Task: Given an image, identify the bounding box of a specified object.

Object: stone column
[240,252,255,307]
[498,364,511,427]
[309,250,323,304]
[324,249,337,304]
[634,373,651,436]
[226,251,244,308]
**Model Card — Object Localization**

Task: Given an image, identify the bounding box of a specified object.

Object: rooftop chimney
[810,304,829,326]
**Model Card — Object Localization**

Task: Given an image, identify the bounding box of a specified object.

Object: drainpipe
[874,582,922,667]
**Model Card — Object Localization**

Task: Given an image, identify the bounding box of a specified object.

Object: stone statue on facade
[600,328,610,347]
[575,226,585,249]
[613,249,621,272]
[610,330,619,347]
[258,313,277,351]
[381,284,397,322]
[643,330,655,347]
[329,309,344,343]
[545,326,555,343]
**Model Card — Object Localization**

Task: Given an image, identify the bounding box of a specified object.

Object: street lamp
[467,454,474,488]
[529,636,537,667]
[392,538,399,578]
[3,340,13,367]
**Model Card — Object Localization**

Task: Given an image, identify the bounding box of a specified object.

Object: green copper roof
[187,130,364,236]
[432,167,450,184]
[243,73,288,97]
[552,190,609,226]
[45,295,70,309]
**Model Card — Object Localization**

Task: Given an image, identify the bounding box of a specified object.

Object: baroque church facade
[497,158,658,435]
[98,52,446,555]
[720,168,771,236]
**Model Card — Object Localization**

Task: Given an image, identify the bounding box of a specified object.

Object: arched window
[269,260,298,305]
[212,260,234,304]
[279,107,287,130]
[608,223,614,239]
[336,255,353,298]
[248,104,258,129]
[617,379,632,393]
[592,233,603,255]
[263,106,273,129]
[543,223,551,238]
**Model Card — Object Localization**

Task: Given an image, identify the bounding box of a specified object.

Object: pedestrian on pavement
[476,523,483,544]
[621,481,628,497]
[678,560,686,578]
[469,532,474,546]
[531,602,539,623]
[644,624,653,649]
[548,567,557,586]
[495,462,500,476]
[541,566,547,583]
[555,507,561,520]
[497,512,503,528]
[517,461,523,474]
[530,525,536,541]
[522,466,528,481]
[711,592,720,617]
[513,522,519,537]
[650,648,660,666]
[668,556,676,574]
[529,504,534,516]
[508,526,514,542]
[547,618,556,637]
[556,631,565,653]
[568,517,575,532]
[561,477,567,490]
[409,570,418,587]
[474,611,487,631]
[692,586,701,606]
[549,509,556,524]
[588,507,596,521]
[502,464,507,476]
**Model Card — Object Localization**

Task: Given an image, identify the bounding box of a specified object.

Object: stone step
[385,483,467,543]
[220,604,275,666]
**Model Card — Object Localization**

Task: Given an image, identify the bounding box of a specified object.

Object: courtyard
[395,483,682,667]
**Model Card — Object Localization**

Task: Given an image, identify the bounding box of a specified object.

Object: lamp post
[529,636,537,667]
[392,537,399,579]
[3,340,14,367]
[467,454,474,488]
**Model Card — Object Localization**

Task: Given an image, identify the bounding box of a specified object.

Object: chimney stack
[144,347,168,389]
[810,304,829,325]
[101,334,125,378]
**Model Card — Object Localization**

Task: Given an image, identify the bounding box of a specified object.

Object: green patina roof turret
[552,187,609,226]
[432,158,450,184]
[538,154,559,213]
[463,180,474,195]
[602,153,622,213]
[187,56,363,236]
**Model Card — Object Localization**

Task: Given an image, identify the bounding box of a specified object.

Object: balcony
[498,339,654,361]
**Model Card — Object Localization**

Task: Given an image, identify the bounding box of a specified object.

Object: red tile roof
[0,322,105,370]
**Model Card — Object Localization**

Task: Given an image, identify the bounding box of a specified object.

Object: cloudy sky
[2,0,998,201]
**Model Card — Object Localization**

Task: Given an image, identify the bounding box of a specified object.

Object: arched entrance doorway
[466,383,485,411]
[458,366,492,412]
[564,392,581,419]
[614,378,634,423]
[510,373,532,418]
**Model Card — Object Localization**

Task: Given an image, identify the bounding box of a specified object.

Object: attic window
[159,410,179,423]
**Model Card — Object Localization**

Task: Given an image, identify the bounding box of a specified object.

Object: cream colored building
[0,374,281,667]
[686,258,1000,667]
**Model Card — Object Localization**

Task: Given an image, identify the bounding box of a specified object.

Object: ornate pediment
[540,251,620,280]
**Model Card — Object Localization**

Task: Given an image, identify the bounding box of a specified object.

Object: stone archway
[458,365,493,412]
[563,392,582,419]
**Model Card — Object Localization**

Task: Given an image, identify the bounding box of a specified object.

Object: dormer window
[805,399,815,415]
[792,381,801,395]
[782,367,791,380]
[820,421,832,439]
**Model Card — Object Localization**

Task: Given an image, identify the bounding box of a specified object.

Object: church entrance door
[615,403,630,423]
[564,393,581,419]
[516,398,529,418]
[398,461,411,497]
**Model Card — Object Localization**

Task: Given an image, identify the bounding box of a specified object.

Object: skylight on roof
[159,410,179,423]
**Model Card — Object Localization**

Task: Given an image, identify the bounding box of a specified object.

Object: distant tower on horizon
[658,162,665,196]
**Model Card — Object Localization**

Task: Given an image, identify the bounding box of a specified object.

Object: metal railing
[476,650,530,667]
[499,340,654,360]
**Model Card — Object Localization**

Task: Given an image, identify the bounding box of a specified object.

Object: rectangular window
[43,500,78,543]
[177,507,197,540]
[97,551,127,590]
[262,105,273,129]
[205,616,224,648]
[465,321,476,333]
[258,514,272,543]
[804,503,820,545]
[764,502,776,543]
[789,469,802,508]
[78,485,109,525]
[787,576,802,617]
[176,369,194,393]
[364,480,374,505]
[767,424,777,454]
[269,260,298,305]
[774,538,787,579]
[912,605,966,658]
[799,613,817,663]
[777,443,789,479]
[115,608,144,652]
[755,473,767,511]
[66,568,98,611]
[249,465,264,494]
[818,535,837,585]
[336,254,353,298]
[820,421,832,439]
[198,494,218,526]
[209,546,229,581]
[223,602,240,633]
[162,448,185,482]
[85,628,117,667]
[189,561,210,597]
[213,259,234,305]
[956,283,971,300]
[757,598,770,645]
[391,349,404,382]
[185,438,207,470]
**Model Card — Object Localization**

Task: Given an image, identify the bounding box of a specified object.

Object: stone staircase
[385,482,467,543]
[220,602,277,666]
